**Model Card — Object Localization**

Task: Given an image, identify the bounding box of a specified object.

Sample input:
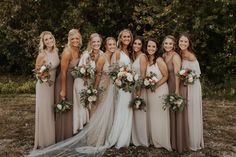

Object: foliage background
[0,0,235,86]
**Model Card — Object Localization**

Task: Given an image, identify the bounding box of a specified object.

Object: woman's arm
[172,53,181,94]
[94,56,105,89]
[156,57,168,88]
[35,53,45,70]
[60,50,70,99]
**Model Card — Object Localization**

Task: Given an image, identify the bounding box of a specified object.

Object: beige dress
[181,59,204,151]
[164,52,189,153]
[55,58,79,142]
[34,50,60,149]
[147,63,172,151]
[131,54,149,146]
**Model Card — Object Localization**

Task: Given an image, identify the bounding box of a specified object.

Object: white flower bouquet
[162,93,186,111]
[176,68,199,86]
[55,99,73,113]
[129,96,146,111]
[144,72,159,92]
[80,86,99,109]
[109,64,141,93]
[33,61,53,86]
[71,64,95,80]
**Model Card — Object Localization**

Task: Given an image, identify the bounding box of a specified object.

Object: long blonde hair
[85,33,102,53]
[67,29,82,48]
[39,31,57,53]
[117,29,133,50]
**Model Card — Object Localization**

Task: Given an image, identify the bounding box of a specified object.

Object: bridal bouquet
[55,99,73,113]
[80,86,99,109]
[33,62,53,86]
[71,64,95,80]
[129,96,146,111]
[143,72,159,92]
[162,93,186,112]
[109,64,141,93]
[176,68,199,86]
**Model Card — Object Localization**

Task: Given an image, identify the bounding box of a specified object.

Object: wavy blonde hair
[67,29,82,48]
[117,29,133,50]
[85,33,102,53]
[39,31,57,54]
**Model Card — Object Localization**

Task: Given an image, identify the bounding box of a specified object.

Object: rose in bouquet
[109,64,141,93]
[143,72,159,92]
[71,64,95,80]
[33,62,53,86]
[80,86,99,109]
[129,96,146,111]
[55,99,73,113]
[176,68,199,86]
[162,93,186,112]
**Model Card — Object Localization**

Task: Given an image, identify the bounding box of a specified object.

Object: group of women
[31,28,204,156]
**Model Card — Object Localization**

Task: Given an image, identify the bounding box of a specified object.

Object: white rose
[118,72,123,77]
[176,99,183,107]
[144,79,150,86]
[188,76,193,83]
[92,89,97,94]
[92,95,97,101]
[127,73,133,82]
[87,89,92,94]
[134,74,139,81]
[80,67,86,74]
[39,65,47,73]
[179,69,186,75]
[88,96,93,102]
[41,78,48,82]
[57,104,63,110]
[115,79,122,86]
[135,100,141,109]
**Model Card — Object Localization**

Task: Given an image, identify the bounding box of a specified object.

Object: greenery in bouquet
[55,99,73,113]
[71,64,95,80]
[143,71,159,92]
[176,68,199,86]
[129,96,146,111]
[163,93,186,112]
[33,61,53,86]
[80,86,100,109]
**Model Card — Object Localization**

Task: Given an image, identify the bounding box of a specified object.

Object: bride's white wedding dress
[105,51,133,149]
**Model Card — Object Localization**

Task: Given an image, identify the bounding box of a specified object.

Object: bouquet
[162,93,186,112]
[71,64,95,80]
[55,99,73,113]
[176,68,199,86]
[129,96,146,111]
[108,64,141,93]
[33,62,53,86]
[80,86,98,109]
[143,72,159,92]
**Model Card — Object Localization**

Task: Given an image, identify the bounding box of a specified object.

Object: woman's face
[147,40,157,55]
[163,38,174,52]
[43,34,54,48]
[179,36,189,51]
[105,39,116,53]
[91,36,101,51]
[121,31,131,46]
[70,34,80,47]
[133,39,142,53]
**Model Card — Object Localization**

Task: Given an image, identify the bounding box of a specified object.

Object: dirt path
[0,94,235,157]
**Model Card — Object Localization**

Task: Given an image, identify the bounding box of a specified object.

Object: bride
[27,37,117,157]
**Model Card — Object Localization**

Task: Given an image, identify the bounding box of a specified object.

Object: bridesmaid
[131,36,149,147]
[34,31,60,148]
[162,35,189,153]
[146,38,171,151]
[106,29,133,149]
[73,33,103,134]
[178,33,204,151]
[55,29,81,142]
